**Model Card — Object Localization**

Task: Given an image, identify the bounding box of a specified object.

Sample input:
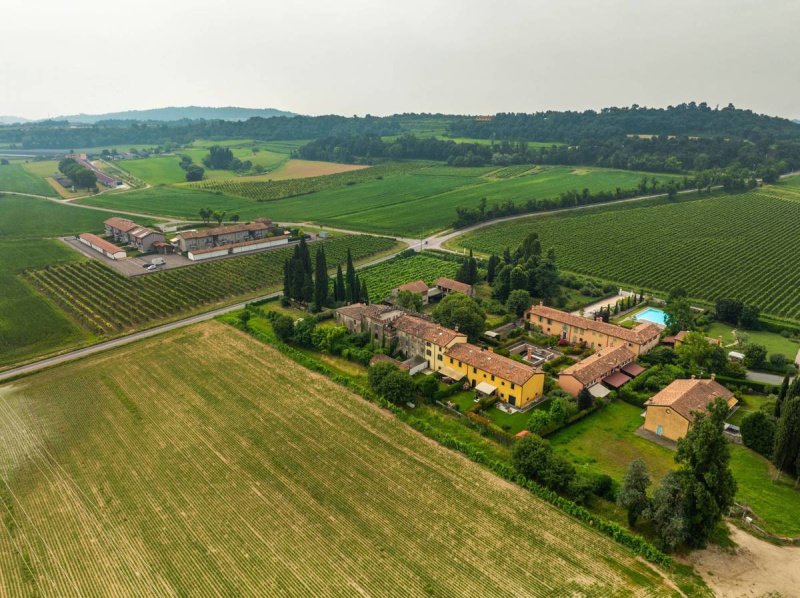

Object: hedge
[221,313,671,567]
[715,374,779,393]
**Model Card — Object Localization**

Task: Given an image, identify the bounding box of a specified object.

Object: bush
[511,433,576,493]
[740,410,776,457]
[271,313,295,342]
[526,410,551,434]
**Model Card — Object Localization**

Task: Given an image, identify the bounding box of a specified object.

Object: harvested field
[0,322,690,596]
[253,159,369,180]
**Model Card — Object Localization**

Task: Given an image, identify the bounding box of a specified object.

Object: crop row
[358,253,459,302]
[25,235,396,334]
[457,187,800,321]
[188,161,425,201]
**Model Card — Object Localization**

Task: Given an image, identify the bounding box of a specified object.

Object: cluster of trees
[368,361,417,405]
[715,297,761,330]
[282,242,367,311]
[617,398,736,550]
[267,312,376,365]
[487,232,560,309]
[197,207,238,225]
[202,145,251,172]
[179,155,204,181]
[297,133,495,165]
[431,293,485,342]
[454,249,478,285]
[594,292,645,322]
[57,158,97,190]
[742,375,800,478]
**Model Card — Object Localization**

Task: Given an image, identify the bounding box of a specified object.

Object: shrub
[526,410,551,434]
[592,474,616,501]
[740,410,776,457]
[511,433,576,493]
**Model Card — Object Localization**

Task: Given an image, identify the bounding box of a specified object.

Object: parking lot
[61,235,309,277]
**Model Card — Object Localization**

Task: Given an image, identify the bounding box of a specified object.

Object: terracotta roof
[397,280,429,294]
[675,330,723,346]
[337,303,403,322]
[104,217,138,232]
[446,343,539,386]
[435,277,472,294]
[560,345,636,386]
[645,379,736,422]
[621,362,646,377]
[603,371,632,389]
[515,430,531,438]
[527,304,662,345]
[393,314,465,346]
[177,222,271,240]
[368,354,410,370]
[79,233,125,255]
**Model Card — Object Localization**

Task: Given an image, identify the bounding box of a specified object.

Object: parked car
[151,257,166,266]
[146,264,159,271]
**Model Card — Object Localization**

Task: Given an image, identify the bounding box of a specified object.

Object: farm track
[0,322,686,595]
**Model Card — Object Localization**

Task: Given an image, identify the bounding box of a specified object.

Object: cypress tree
[773,397,800,476]
[487,254,499,283]
[282,258,292,299]
[313,246,329,310]
[335,264,345,302]
[776,375,790,418]
[360,278,369,305]
[345,249,357,303]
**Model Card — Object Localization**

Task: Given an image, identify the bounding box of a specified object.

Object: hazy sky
[2,0,798,120]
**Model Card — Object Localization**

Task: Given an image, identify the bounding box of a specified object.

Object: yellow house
[392,314,467,372]
[445,343,545,409]
[527,304,661,355]
[643,377,737,441]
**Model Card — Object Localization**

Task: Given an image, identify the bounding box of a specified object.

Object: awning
[603,371,632,389]
[475,381,497,396]
[439,365,465,381]
[588,384,611,398]
[621,362,646,377]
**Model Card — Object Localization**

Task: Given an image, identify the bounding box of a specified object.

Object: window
[449,357,454,364]
[426,342,431,348]
[473,367,477,374]
[538,315,543,323]
[510,383,515,389]
[458,361,462,367]
[426,349,431,356]
[501,381,505,386]
[490,374,495,381]
[437,354,442,361]
[483,373,486,378]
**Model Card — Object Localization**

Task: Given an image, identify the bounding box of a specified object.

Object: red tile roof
[603,371,632,389]
[528,304,662,345]
[393,314,465,346]
[435,277,472,294]
[79,233,125,255]
[645,379,736,422]
[621,362,646,377]
[104,217,138,232]
[177,222,271,240]
[560,345,636,386]
[397,280,429,294]
[447,343,540,386]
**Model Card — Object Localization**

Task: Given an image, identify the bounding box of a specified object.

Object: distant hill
[0,116,30,125]
[53,106,296,123]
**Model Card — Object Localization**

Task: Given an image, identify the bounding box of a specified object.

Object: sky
[1,0,798,120]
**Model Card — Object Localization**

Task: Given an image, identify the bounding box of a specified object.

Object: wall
[643,406,689,441]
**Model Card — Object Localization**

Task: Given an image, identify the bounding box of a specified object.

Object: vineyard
[24,235,396,335]
[456,182,800,321]
[188,160,423,201]
[357,252,459,302]
[0,321,689,595]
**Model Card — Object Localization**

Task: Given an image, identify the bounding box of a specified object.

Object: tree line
[57,158,97,190]
[282,239,368,310]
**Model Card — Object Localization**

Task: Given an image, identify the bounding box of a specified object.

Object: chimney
[488,347,494,353]
[710,373,716,381]
[691,374,696,380]
[527,346,533,361]
[454,325,459,332]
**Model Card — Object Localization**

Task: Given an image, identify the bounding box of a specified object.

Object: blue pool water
[635,307,667,326]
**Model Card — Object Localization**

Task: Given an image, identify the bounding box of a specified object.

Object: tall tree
[313,246,329,310]
[617,459,651,527]
[345,249,357,303]
[775,375,791,418]
[432,294,485,342]
[360,278,369,305]
[335,264,345,302]
[773,397,800,476]
[674,397,737,547]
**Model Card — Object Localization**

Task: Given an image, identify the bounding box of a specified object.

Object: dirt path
[688,524,800,597]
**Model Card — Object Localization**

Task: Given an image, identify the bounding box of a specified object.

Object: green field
[456,180,800,322]
[24,235,397,336]
[0,195,146,367]
[706,321,800,359]
[549,399,800,538]
[0,161,57,196]
[84,164,677,237]
[0,321,695,595]
[357,252,459,302]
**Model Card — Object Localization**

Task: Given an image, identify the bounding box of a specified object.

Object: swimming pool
[634,307,667,326]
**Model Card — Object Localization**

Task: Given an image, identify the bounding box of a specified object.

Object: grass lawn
[706,321,800,359]
[728,393,775,426]
[549,400,676,483]
[729,445,800,537]
[485,399,552,434]
[0,160,57,196]
[449,389,478,411]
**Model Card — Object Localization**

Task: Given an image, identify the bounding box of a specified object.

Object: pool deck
[571,290,635,317]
